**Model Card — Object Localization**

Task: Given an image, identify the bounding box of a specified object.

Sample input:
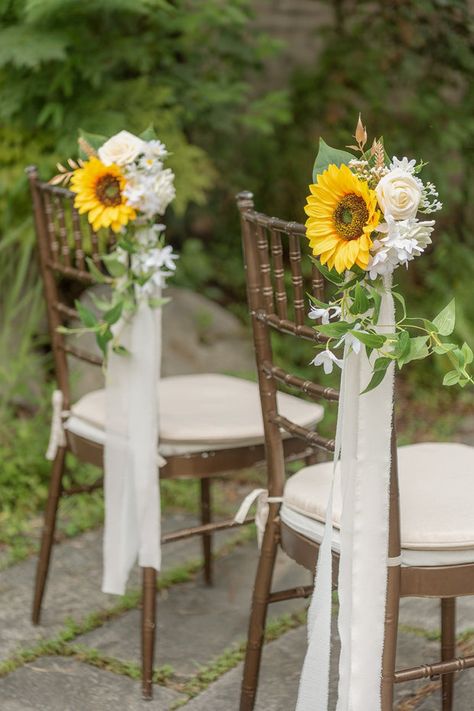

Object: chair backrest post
[237,192,286,497]
[27,166,71,407]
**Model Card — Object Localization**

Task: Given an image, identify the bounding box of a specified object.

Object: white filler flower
[368,215,435,279]
[98,131,145,166]
[308,304,341,324]
[310,349,343,374]
[376,167,422,220]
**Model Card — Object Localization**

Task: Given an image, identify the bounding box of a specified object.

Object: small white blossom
[310,349,343,375]
[368,215,435,279]
[389,156,416,174]
[336,323,363,354]
[308,304,341,324]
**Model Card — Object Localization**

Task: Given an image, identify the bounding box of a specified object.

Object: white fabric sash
[296,276,395,711]
[102,295,163,595]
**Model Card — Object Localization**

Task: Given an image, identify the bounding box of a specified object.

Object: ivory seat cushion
[66,373,324,449]
[280,443,474,567]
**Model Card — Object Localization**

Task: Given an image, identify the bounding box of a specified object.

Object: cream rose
[98,130,145,166]
[375,168,422,220]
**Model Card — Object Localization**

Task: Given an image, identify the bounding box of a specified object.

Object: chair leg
[32,446,67,625]
[381,564,401,710]
[200,478,212,586]
[441,597,456,711]
[142,567,157,700]
[239,513,279,711]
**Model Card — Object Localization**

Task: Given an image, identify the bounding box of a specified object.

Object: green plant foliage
[242,0,474,373]
[0,0,289,403]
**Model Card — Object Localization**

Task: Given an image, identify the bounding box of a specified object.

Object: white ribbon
[102,294,163,595]
[45,389,68,461]
[296,275,395,711]
[234,489,283,547]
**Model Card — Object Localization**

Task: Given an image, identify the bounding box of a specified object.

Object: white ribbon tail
[45,389,68,461]
[234,488,283,548]
[102,294,163,596]
[296,274,395,711]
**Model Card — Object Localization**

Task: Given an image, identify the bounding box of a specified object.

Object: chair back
[27,167,107,409]
[237,191,339,498]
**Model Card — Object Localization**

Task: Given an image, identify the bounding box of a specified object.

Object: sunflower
[70,157,136,233]
[304,163,380,273]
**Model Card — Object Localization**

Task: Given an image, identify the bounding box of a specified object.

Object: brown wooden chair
[26,167,326,700]
[237,190,474,711]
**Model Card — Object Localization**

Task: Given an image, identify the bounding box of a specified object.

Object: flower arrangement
[51,129,178,356]
[306,116,473,391]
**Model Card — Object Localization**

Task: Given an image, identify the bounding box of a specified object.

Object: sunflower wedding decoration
[51,128,177,356]
[306,116,473,391]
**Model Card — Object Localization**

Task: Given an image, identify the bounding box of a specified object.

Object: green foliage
[312,138,354,182]
[243,0,474,376]
[0,0,288,401]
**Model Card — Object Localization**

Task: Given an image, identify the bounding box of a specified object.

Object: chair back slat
[237,191,338,496]
[256,224,275,314]
[53,193,72,267]
[311,263,326,302]
[288,233,305,326]
[269,230,288,320]
[28,167,108,406]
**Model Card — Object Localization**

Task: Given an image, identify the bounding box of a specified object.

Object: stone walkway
[1,514,474,710]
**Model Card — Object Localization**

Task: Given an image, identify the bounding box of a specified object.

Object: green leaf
[307,293,331,309]
[310,257,344,285]
[433,298,456,336]
[86,257,110,284]
[96,329,113,355]
[104,301,123,326]
[148,296,170,309]
[312,138,354,182]
[461,342,474,365]
[112,345,130,356]
[393,330,410,359]
[351,330,386,349]
[361,357,392,394]
[366,285,382,322]
[443,370,460,387]
[400,336,429,366]
[432,342,457,355]
[74,300,98,328]
[78,129,108,157]
[139,125,157,141]
[421,319,439,333]
[102,254,127,278]
[350,282,370,315]
[316,321,352,338]
[392,290,407,321]
[335,269,365,293]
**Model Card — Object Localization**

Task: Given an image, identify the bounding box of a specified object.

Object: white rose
[375,168,422,220]
[98,130,145,166]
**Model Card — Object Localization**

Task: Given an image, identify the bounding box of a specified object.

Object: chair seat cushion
[66,373,324,448]
[281,443,474,565]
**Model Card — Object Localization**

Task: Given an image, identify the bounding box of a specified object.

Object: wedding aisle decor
[50,129,177,594]
[296,117,473,711]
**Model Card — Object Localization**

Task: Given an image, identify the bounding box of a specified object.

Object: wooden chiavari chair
[237,190,474,711]
[27,167,326,700]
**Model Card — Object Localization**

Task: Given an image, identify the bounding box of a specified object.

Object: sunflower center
[333,194,369,241]
[94,174,122,207]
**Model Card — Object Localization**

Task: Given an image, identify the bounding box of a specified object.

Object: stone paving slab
[76,545,311,676]
[400,596,474,636]
[0,656,184,710]
[415,670,474,710]
[0,514,240,662]
[180,621,441,710]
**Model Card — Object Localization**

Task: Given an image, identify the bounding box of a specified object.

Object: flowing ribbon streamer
[102,293,162,595]
[296,275,395,711]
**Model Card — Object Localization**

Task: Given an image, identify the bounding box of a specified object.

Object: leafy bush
[0,0,289,405]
